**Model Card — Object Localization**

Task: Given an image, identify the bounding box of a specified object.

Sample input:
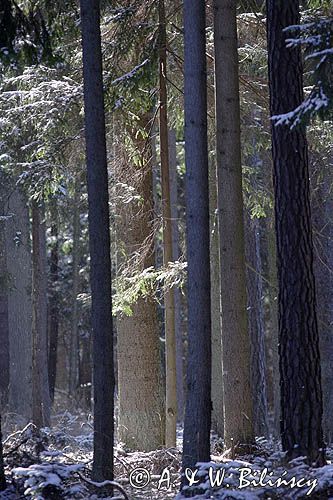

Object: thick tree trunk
[182,0,211,471]
[69,181,80,396]
[6,189,32,422]
[159,0,177,447]
[209,158,223,438]
[80,0,114,481]
[48,201,59,404]
[266,0,324,464]
[213,0,254,449]
[245,215,268,437]
[311,165,333,443]
[32,203,51,428]
[168,129,184,422]
[117,116,165,451]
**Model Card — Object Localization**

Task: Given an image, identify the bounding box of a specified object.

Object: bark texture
[80,0,114,480]
[117,117,165,451]
[266,0,324,463]
[6,189,32,421]
[48,201,59,403]
[32,203,51,428]
[0,185,9,411]
[214,0,254,448]
[182,0,211,471]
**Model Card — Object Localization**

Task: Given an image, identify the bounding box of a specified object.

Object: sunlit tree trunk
[214,0,254,449]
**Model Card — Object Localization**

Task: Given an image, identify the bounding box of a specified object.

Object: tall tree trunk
[0,186,9,411]
[168,129,184,422]
[213,0,254,449]
[266,0,324,464]
[6,189,32,422]
[48,201,59,404]
[116,116,165,451]
[209,158,223,438]
[32,202,51,428]
[159,0,177,447]
[80,0,114,481]
[69,181,80,396]
[311,165,333,443]
[245,215,268,437]
[182,0,211,471]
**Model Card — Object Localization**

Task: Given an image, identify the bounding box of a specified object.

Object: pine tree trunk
[311,165,333,443]
[69,181,80,396]
[6,189,32,422]
[168,129,184,422]
[159,0,177,447]
[48,201,59,404]
[213,0,254,449]
[32,202,51,428]
[245,215,268,437]
[266,0,324,463]
[0,186,9,411]
[116,116,165,451]
[182,0,211,471]
[209,158,223,438]
[80,0,114,480]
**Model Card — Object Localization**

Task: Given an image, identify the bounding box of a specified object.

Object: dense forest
[0,0,333,498]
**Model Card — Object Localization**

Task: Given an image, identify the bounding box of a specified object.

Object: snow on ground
[2,415,333,499]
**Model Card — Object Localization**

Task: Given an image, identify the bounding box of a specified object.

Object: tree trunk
[168,129,184,422]
[182,0,211,471]
[213,0,254,449]
[266,0,324,464]
[311,165,333,443]
[209,157,223,438]
[6,189,32,422]
[48,201,59,404]
[69,180,80,396]
[32,202,51,428]
[245,215,268,437]
[116,116,165,451]
[0,186,9,411]
[159,0,177,447]
[80,0,114,481]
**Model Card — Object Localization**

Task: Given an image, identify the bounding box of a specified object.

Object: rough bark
[80,0,114,480]
[182,0,211,471]
[209,158,223,438]
[117,117,165,451]
[245,215,268,437]
[48,201,59,403]
[32,202,51,428]
[159,0,177,447]
[6,189,32,422]
[213,0,254,449]
[266,0,324,463]
[168,129,184,422]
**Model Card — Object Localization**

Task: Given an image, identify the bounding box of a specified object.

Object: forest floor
[2,407,333,499]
